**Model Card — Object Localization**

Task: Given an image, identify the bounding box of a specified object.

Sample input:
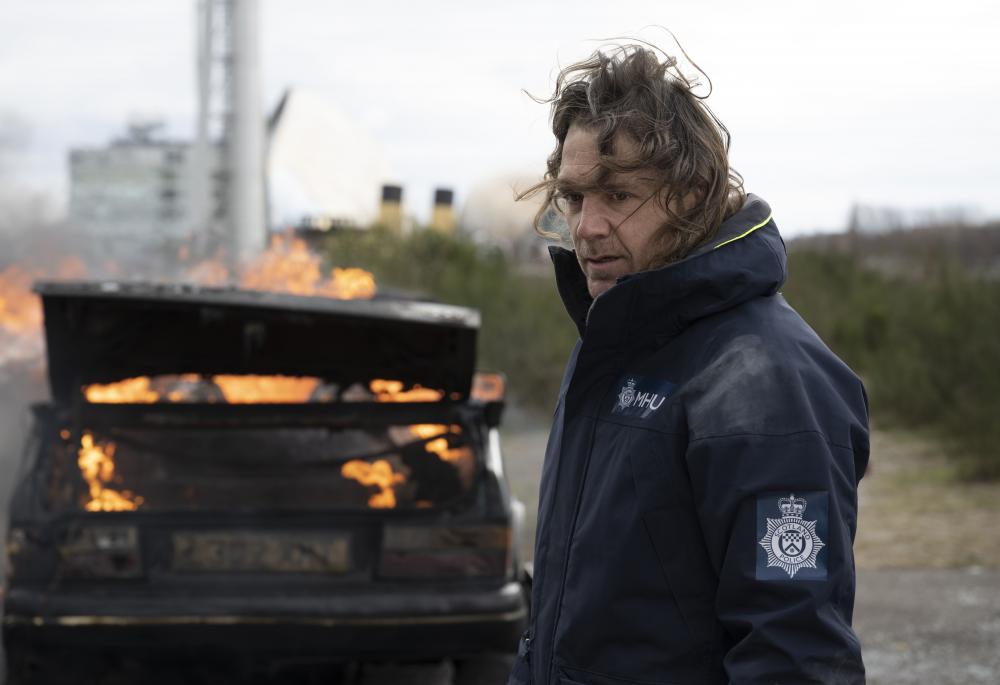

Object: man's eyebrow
[554,174,660,194]
[605,174,659,190]
[553,180,589,193]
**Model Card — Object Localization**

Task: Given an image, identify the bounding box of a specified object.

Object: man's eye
[556,192,583,208]
[609,191,632,203]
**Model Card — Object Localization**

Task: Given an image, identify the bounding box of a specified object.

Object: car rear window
[48,424,476,513]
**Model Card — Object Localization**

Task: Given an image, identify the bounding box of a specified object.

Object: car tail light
[379,525,511,579]
[58,525,142,578]
[471,373,505,402]
[471,372,506,427]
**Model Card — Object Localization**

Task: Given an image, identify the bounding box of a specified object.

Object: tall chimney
[228,0,266,266]
[378,184,403,233]
[190,0,214,258]
[430,188,455,234]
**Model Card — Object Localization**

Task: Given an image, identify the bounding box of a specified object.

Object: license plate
[172,531,350,573]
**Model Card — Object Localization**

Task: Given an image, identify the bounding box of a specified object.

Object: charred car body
[2,281,526,681]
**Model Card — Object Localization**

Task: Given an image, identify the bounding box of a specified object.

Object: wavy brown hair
[522,41,745,264]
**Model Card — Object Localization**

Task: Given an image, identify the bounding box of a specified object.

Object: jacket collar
[550,194,786,347]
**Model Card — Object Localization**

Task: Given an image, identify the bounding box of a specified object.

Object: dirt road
[857,568,1000,684]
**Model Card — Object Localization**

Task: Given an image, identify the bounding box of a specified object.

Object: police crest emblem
[617,378,637,411]
[610,374,675,418]
[758,494,825,579]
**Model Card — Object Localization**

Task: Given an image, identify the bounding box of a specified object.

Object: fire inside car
[66,376,476,514]
[2,281,526,683]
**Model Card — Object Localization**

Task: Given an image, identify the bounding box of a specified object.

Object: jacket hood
[550,194,787,347]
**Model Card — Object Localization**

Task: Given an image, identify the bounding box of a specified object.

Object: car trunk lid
[35,281,479,407]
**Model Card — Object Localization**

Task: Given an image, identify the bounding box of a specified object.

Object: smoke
[0,118,55,548]
[0,114,142,537]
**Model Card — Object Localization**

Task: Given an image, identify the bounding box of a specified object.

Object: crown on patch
[779,494,807,518]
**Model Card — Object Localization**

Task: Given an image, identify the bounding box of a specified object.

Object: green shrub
[786,251,1000,480]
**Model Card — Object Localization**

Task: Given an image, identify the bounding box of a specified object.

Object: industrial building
[67,123,224,262]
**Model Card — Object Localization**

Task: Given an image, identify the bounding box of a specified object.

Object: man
[508,44,868,684]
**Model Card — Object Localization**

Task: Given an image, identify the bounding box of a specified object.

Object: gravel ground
[857,568,1000,684]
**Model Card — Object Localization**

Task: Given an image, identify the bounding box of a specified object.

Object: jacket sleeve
[684,424,867,685]
[685,336,869,685]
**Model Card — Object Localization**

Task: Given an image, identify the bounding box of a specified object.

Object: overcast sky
[1,0,998,235]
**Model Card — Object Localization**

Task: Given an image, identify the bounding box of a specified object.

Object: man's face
[557,124,671,298]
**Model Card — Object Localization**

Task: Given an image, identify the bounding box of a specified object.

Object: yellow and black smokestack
[430,188,456,234]
[378,184,403,233]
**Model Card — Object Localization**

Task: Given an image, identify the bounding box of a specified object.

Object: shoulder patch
[609,374,676,419]
[756,491,828,580]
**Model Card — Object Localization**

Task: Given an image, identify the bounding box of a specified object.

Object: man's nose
[575,197,613,240]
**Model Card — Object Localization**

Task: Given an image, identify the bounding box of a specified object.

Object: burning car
[2,281,527,682]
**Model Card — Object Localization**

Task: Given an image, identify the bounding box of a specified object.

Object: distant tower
[378,184,404,234]
[192,0,266,272]
[430,188,456,234]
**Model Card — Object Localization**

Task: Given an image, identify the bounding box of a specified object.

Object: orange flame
[83,374,324,404]
[77,432,144,512]
[1,259,90,365]
[338,421,470,510]
[1,239,373,369]
[407,423,474,491]
[84,376,447,406]
[0,265,43,335]
[213,375,320,404]
[425,437,472,464]
[0,259,89,334]
[408,424,449,441]
[324,267,378,300]
[370,379,444,403]
[341,459,406,509]
[84,377,160,404]
[187,235,377,299]
[409,424,469,463]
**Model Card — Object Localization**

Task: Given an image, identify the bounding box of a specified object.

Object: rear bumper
[2,582,527,660]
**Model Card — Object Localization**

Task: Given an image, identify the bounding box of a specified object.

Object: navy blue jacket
[509,196,869,685]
